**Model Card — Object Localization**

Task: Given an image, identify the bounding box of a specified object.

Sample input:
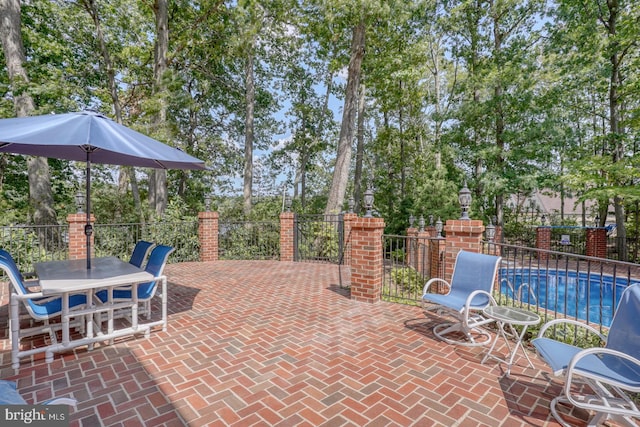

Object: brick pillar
[536,226,551,261]
[280,211,295,262]
[67,213,95,260]
[586,228,607,258]
[485,226,502,257]
[198,211,219,261]
[443,220,485,283]
[342,213,357,266]
[350,217,385,303]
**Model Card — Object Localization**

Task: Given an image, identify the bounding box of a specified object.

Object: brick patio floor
[0,260,606,426]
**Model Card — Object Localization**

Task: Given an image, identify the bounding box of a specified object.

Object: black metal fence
[381,234,444,304]
[0,224,69,272]
[485,241,640,333]
[294,214,343,263]
[93,221,200,263]
[218,220,280,260]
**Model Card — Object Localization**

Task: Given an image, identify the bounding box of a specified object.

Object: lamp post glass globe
[364,188,374,217]
[458,182,472,220]
[75,191,85,213]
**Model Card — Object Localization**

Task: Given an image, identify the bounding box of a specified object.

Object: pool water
[499,268,640,327]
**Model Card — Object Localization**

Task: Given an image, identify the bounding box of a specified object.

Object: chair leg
[433,321,492,347]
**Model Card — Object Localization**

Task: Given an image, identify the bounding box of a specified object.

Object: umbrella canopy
[0,111,206,169]
[0,111,207,268]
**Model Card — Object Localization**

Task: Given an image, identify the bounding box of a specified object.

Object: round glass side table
[481,305,541,377]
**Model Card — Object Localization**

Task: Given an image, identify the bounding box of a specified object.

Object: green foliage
[537,322,605,349]
[0,226,66,271]
[219,221,279,260]
[390,266,426,295]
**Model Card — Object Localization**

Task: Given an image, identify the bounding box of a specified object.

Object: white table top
[483,305,540,326]
[35,256,154,295]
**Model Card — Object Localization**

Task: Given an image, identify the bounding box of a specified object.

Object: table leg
[131,283,139,331]
[505,324,535,373]
[10,294,20,370]
[482,320,513,366]
[61,292,70,346]
[162,277,167,332]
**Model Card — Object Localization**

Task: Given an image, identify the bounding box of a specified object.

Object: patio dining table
[11,256,154,368]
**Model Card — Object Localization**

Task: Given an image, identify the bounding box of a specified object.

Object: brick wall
[199,211,219,261]
[349,217,385,303]
[443,220,485,283]
[586,228,607,258]
[280,212,295,262]
[536,227,551,261]
[67,213,95,260]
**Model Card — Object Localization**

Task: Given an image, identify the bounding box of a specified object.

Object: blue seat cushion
[0,380,27,404]
[532,337,640,388]
[28,293,87,318]
[423,288,490,311]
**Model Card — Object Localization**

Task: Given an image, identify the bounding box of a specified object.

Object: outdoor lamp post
[435,217,443,238]
[595,214,600,227]
[363,188,374,217]
[458,181,471,220]
[486,220,496,242]
[285,194,292,212]
[75,191,85,213]
[541,214,546,225]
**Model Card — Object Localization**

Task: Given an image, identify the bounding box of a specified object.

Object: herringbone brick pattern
[0,261,604,426]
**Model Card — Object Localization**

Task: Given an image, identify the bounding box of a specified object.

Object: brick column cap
[198,211,219,219]
[280,211,295,220]
[66,213,95,222]
[352,217,385,229]
[444,219,484,232]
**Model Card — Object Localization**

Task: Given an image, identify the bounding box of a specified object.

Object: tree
[0,0,57,230]
[325,20,365,214]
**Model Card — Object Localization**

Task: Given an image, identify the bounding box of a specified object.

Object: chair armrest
[537,318,606,342]
[43,397,77,407]
[12,291,46,300]
[565,347,640,405]
[464,289,496,309]
[423,278,451,295]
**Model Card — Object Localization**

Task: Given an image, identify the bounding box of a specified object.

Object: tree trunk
[606,0,627,261]
[243,45,256,218]
[82,0,142,222]
[324,21,365,215]
[0,0,57,230]
[353,82,366,213]
[152,0,168,216]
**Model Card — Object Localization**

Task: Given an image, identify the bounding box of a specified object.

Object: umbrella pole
[85,152,92,269]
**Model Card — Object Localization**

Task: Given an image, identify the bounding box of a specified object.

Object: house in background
[508,190,606,227]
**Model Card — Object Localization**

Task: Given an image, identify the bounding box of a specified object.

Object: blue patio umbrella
[0,111,207,269]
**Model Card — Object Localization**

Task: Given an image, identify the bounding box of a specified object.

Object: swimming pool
[498,268,640,327]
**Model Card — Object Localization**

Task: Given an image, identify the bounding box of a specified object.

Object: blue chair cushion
[0,380,27,404]
[28,293,87,318]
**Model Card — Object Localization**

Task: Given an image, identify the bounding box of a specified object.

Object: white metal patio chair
[128,240,155,268]
[532,283,640,427]
[421,250,502,346]
[1,255,88,369]
[95,244,174,329]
